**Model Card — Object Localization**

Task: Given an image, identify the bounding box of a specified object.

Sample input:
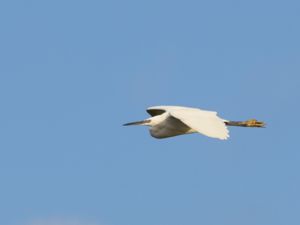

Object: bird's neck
[148,113,168,126]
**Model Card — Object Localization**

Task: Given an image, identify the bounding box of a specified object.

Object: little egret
[124,106,265,140]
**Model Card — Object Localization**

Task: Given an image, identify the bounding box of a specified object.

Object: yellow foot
[245,119,265,127]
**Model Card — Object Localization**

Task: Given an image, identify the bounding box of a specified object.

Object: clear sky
[0,1,300,225]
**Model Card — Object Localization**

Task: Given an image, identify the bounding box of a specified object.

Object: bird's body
[124,106,265,140]
[148,112,194,138]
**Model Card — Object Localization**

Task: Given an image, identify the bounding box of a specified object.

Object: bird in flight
[124,106,265,140]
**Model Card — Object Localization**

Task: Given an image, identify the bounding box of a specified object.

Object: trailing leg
[225,119,265,128]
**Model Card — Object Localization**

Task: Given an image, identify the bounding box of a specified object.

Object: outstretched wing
[169,107,229,140]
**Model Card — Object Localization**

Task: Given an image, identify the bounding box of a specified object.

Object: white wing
[148,106,229,140]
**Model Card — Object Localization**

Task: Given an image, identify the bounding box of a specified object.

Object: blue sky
[0,0,300,225]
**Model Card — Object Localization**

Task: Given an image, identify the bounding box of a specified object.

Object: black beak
[123,120,150,126]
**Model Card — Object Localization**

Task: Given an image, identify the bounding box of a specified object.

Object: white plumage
[124,105,264,140]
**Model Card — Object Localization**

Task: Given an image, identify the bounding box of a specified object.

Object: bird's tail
[225,119,265,128]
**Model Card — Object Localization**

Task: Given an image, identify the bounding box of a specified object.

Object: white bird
[124,106,265,140]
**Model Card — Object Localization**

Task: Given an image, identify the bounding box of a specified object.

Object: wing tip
[218,133,230,140]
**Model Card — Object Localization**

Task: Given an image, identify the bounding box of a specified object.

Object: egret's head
[124,114,167,127]
[123,115,165,127]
